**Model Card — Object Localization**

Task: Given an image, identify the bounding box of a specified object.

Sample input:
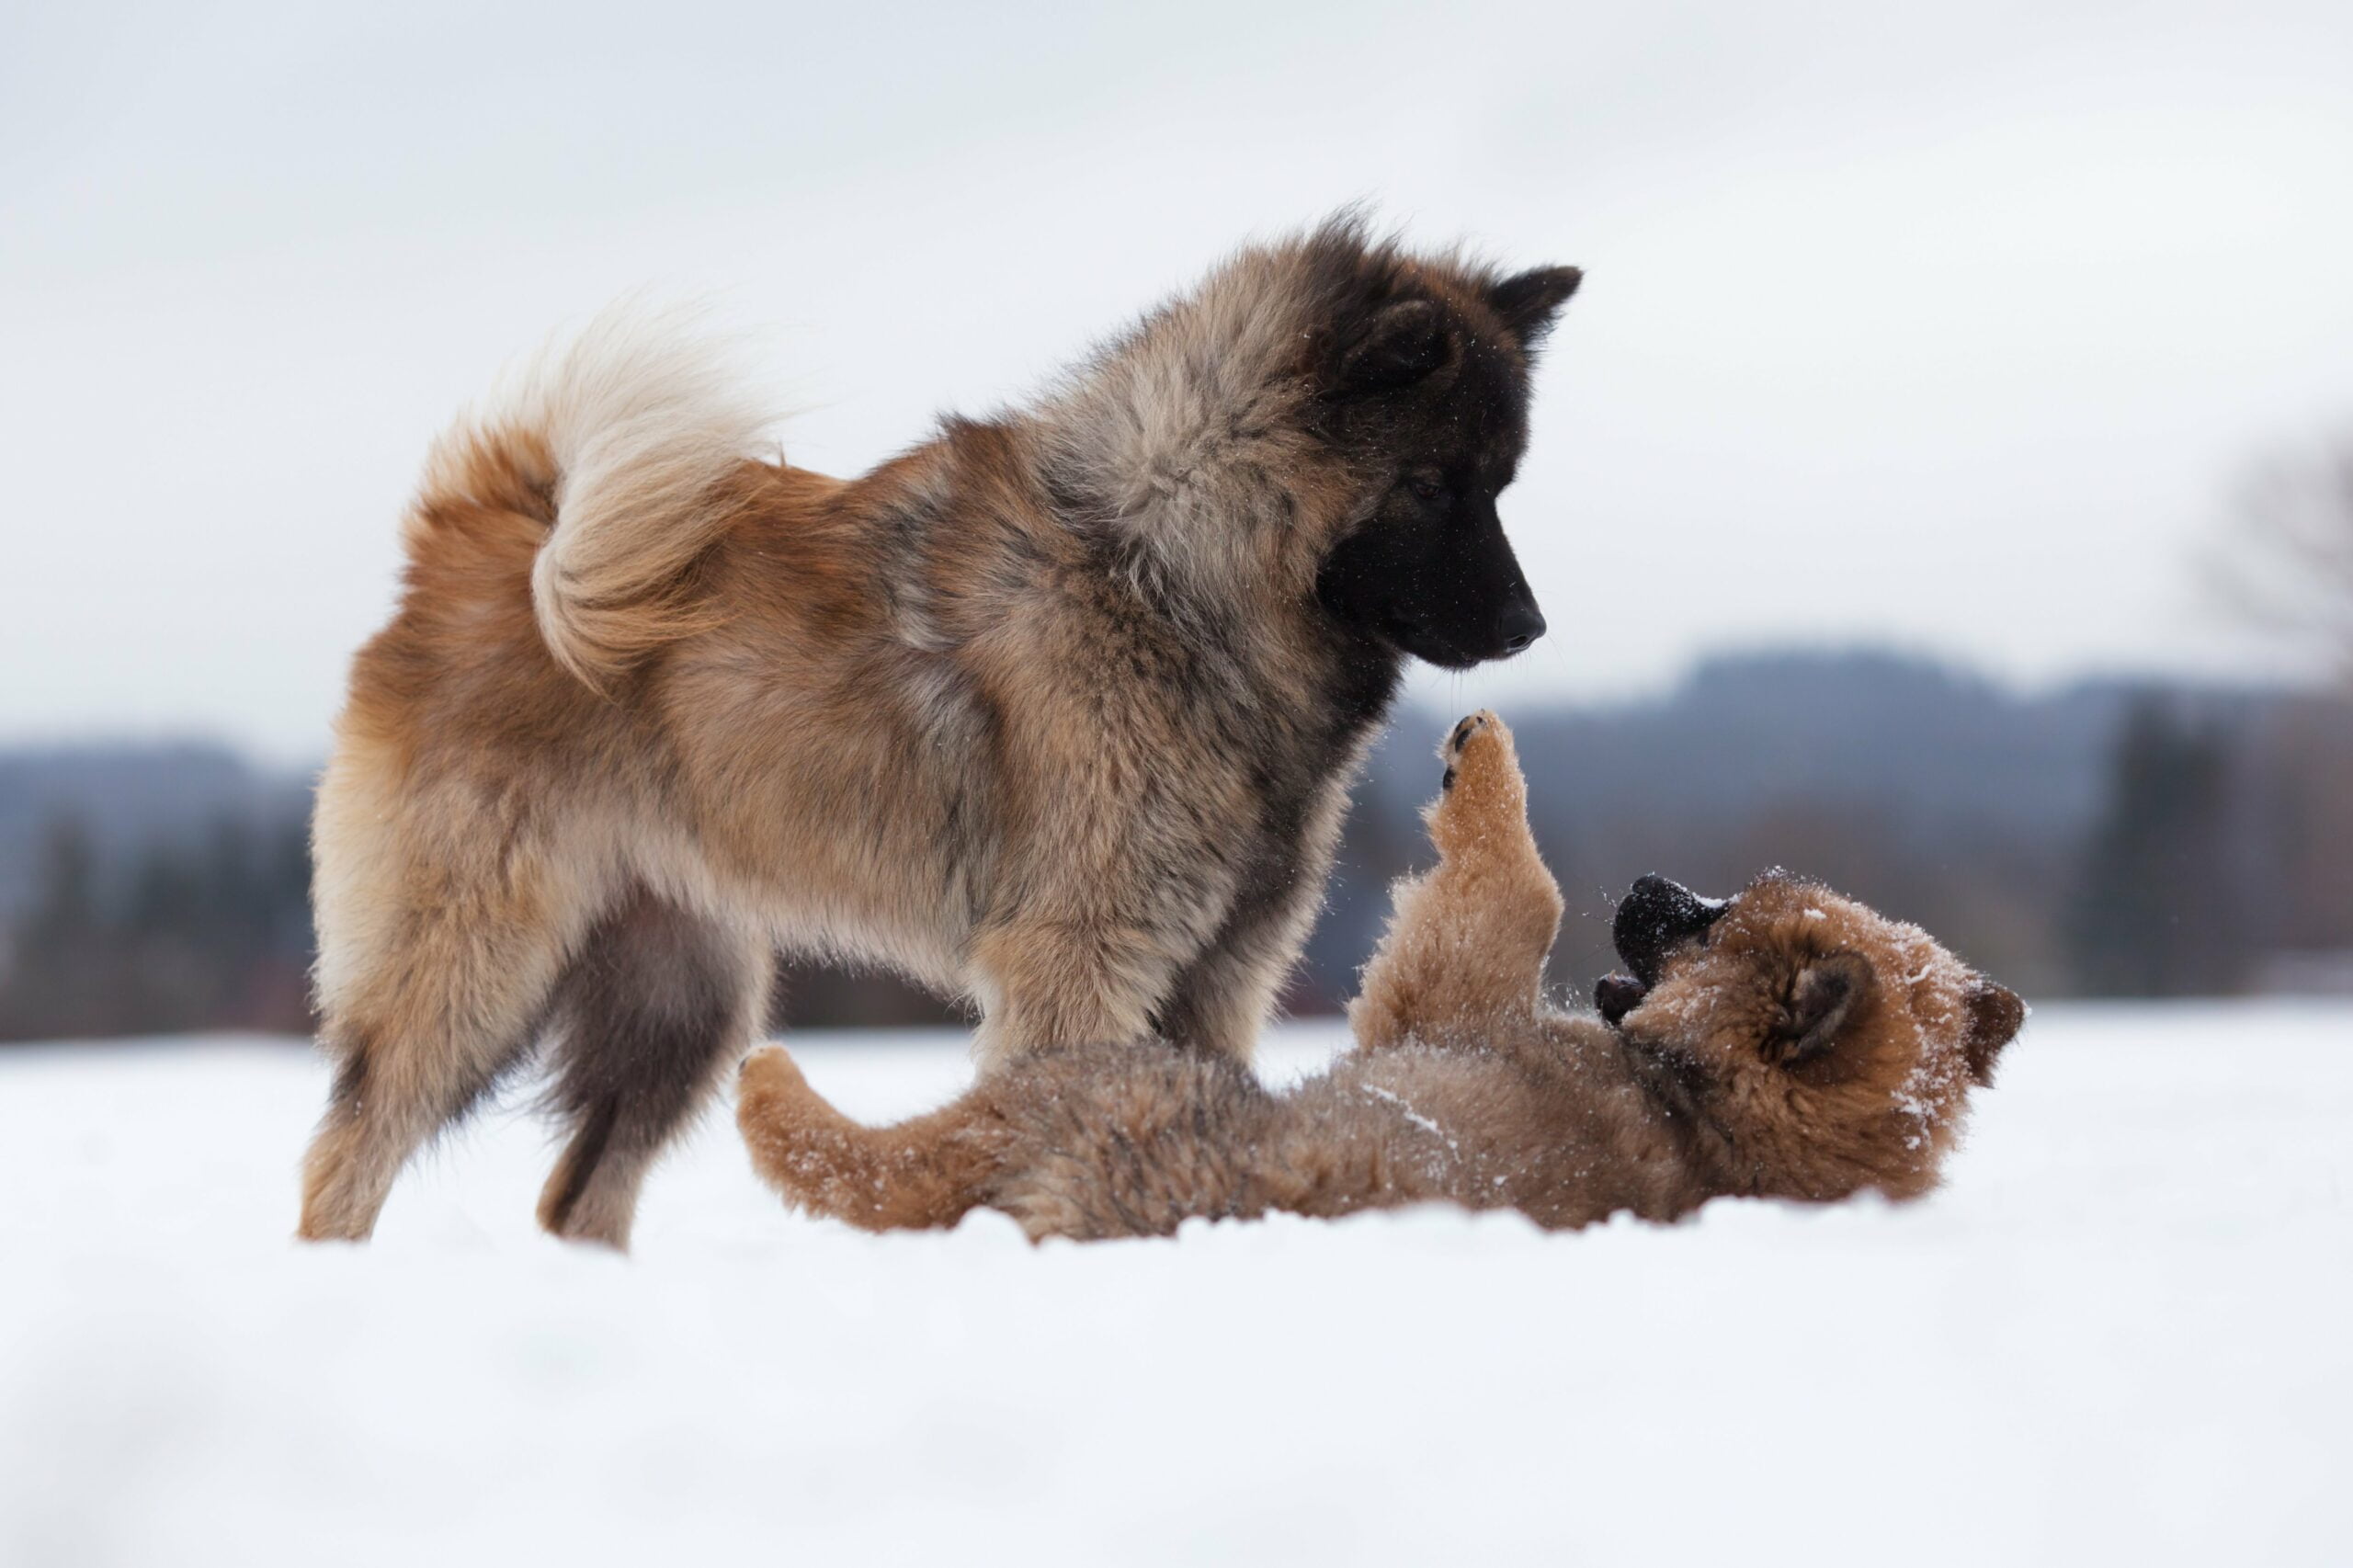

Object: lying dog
[737,713,2026,1239]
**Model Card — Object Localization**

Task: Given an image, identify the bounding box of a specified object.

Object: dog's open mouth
[1596,874,1732,1027]
[1595,972,1648,1027]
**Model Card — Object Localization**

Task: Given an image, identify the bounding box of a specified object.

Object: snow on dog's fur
[737,714,2026,1239]
[300,216,1581,1248]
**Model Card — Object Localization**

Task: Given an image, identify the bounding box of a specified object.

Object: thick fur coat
[736,714,2027,1240]
[299,219,1583,1246]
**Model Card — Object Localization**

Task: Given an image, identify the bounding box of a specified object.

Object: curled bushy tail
[528,308,774,686]
[413,305,776,688]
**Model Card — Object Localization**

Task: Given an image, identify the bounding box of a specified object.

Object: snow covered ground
[2,1003,2347,1567]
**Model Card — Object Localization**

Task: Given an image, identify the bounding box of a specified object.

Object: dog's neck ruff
[1032,250,1327,606]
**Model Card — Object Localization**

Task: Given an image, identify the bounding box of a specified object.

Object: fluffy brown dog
[736,713,2026,1239]
[299,218,1584,1246]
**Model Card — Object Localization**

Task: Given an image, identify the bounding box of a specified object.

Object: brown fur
[297,221,1581,1246]
[737,714,2027,1240]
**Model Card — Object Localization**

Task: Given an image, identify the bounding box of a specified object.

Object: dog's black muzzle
[1595,874,1730,1025]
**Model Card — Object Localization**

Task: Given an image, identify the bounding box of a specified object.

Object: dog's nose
[1612,874,1729,986]
[1497,601,1546,655]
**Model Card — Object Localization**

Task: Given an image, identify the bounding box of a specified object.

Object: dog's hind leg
[298,864,584,1244]
[735,1047,1004,1233]
[533,890,771,1249]
[1349,711,1564,1052]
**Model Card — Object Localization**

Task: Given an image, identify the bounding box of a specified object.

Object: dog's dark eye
[1404,473,1446,505]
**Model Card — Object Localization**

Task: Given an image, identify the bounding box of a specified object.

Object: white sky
[4,0,2350,759]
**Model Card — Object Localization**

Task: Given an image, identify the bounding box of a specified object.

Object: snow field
[1,1004,2347,1566]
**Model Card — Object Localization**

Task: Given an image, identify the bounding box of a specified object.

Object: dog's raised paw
[1440,711,1505,780]
[1429,710,1525,852]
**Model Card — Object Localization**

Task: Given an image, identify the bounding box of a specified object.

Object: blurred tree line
[2063,693,2353,996]
[4,655,2350,1044]
[0,812,313,1039]
[1299,664,2353,1017]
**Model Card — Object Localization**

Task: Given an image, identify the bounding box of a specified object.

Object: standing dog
[298,217,1582,1247]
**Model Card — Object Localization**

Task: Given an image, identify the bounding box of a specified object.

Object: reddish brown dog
[738,714,2025,1239]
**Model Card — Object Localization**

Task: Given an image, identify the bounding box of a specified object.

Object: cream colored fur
[469,307,779,688]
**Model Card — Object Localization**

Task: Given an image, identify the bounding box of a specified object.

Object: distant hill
[3,650,2346,1040]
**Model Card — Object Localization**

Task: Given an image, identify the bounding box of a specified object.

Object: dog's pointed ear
[1782,950,1874,1065]
[1485,266,1582,350]
[1961,979,2025,1085]
[1340,299,1449,391]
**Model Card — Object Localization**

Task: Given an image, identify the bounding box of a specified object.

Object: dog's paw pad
[1447,712,1491,756]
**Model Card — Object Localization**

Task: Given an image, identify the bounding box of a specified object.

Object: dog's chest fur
[884,426,1404,904]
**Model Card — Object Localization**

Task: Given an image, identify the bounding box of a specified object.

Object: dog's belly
[643,635,995,990]
[757,881,974,998]
[676,788,981,1003]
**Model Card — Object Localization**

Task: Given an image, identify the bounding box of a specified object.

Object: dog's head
[1302,233,1580,669]
[1596,871,2025,1202]
[1040,214,1577,670]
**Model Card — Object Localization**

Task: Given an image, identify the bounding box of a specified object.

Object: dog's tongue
[1595,973,1648,1027]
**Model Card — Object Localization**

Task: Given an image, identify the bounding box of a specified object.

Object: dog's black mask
[1316,483,1546,668]
[1309,261,1579,671]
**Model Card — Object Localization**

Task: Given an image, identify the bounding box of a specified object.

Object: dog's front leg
[967,914,1186,1067]
[1349,712,1563,1052]
[1148,877,1325,1062]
